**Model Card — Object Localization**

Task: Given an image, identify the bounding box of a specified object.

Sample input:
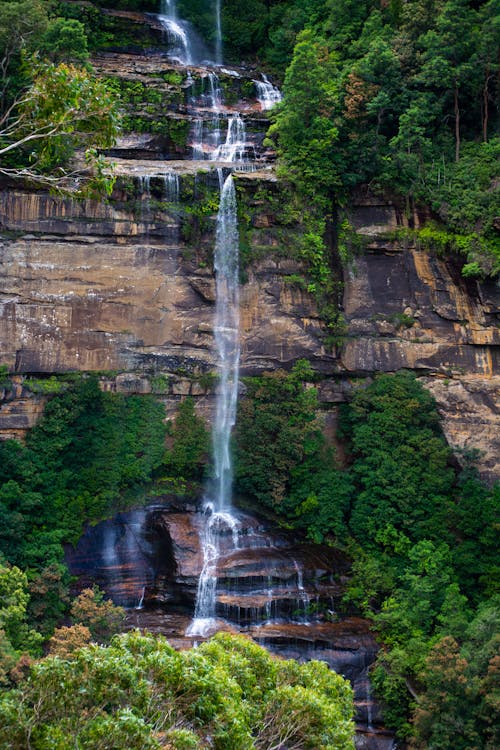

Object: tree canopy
[0,631,355,750]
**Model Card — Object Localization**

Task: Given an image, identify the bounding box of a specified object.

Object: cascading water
[158,0,192,65]
[187,171,240,636]
[188,73,249,162]
[162,171,179,203]
[138,175,151,235]
[189,73,223,160]
[254,74,282,110]
[212,115,248,162]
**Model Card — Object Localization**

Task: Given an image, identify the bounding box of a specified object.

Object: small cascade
[158,0,192,65]
[366,675,374,731]
[138,174,151,233]
[254,74,282,110]
[189,73,223,160]
[293,559,311,624]
[188,73,249,164]
[162,171,179,203]
[94,509,151,608]
[135,586,146,610]
[212,115,249,163]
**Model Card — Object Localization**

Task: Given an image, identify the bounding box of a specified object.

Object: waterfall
[215,0,222,65]
[254,74,282,110]
[212,115,247,162]
[186,172,240,637]
[190,73,223,160]
[158,0,192,65]
[212,172,240,508]
[138,175,151,236]
[162,172,179,203]
[189,73,248,162]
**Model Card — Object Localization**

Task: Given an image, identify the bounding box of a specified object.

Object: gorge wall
[1,176,498,478]
[0,8,498,483]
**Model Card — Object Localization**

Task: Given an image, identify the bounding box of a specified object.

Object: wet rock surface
[67,502,395,748]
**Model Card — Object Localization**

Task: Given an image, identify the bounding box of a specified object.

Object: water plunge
[186,172,240,637]
[158,0,192,65]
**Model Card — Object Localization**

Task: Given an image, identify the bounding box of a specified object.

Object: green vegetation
[163,396,209,483]
[0,377,167,569]
[55,1,161,52]
[0,1,498,746]
[0,631,355,750]
[235,360,352,543]
[235,368,499,746]
[266,0,499,277]
[0,1,120,192]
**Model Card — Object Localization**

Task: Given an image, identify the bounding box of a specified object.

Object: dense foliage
[0,377,167,642]
[235,360,352,543]
[163,396,209,484]
[0,378,167,566]
[235,368,499,746]
[266,0,500,277]
[0,1,498,747]
[0,631,355,749]
[0,1,119,190]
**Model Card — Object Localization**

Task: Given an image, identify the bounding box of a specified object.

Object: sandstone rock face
[0,182,328,376]
[0,49,498,480]
[1,182,498,479]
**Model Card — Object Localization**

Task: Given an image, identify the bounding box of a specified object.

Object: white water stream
[155,0,281,638]
[158,0,192,65]
[187,170,241,636]
[254,74,282,110]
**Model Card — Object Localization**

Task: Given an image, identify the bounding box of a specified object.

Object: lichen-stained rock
[0,184,333,376]
[0,180,498,479]
[422,375,500,483]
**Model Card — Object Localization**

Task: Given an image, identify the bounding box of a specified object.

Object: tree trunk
[482,66,490,143]
[454,84,460,162]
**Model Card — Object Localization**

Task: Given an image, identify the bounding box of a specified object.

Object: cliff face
[1,179,498,478]
[0,43,498,481]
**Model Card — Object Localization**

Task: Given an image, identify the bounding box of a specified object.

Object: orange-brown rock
[0,179,498,478]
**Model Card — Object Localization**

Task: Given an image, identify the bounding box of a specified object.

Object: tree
[0,563,41,685]
[419,0,478,161]
[40,18,89,64]
[268,29,341,207]
[411,636,477,749]
[163,397,209,481]
[235,361,321,509]
[48,624,92,658]
[0,631,355,749]
[0,0,48,105]
[70,587,125,643]
[341,372,455,545]
[476,0,500,143]
[0,58,120,191]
